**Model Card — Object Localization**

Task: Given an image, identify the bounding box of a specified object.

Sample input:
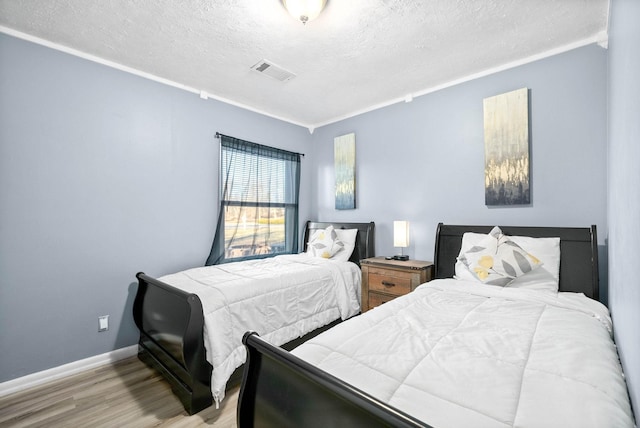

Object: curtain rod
[215,132,305,157]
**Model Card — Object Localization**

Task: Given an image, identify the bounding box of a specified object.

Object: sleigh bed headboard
[303,221,375,266]
[433,223,599,301]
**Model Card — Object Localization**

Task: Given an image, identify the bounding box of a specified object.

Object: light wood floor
[0,357,238,427]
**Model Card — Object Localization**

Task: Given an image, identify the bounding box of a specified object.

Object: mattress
[292,279,634,428]
[160,253,361,405]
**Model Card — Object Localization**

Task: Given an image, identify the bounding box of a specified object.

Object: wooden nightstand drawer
[368,271,412,296]
[368,291,397,308]
[360,257,433,312]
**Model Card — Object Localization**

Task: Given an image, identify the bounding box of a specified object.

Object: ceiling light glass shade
[283,0,327,24]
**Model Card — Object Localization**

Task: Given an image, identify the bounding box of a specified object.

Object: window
[205,134,301,265]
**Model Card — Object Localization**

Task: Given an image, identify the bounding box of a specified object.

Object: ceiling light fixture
[283,0,327,25]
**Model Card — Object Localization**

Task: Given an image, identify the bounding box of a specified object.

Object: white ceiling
[0,0,609,131]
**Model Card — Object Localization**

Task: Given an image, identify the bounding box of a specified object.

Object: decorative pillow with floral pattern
[307,225,345,259]
[459,226,543,286]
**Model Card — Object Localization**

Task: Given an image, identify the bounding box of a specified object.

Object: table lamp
[393,221,410,261]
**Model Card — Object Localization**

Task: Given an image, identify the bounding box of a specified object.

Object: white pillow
[307,226,344,259]
[458,226,543,286]
[455,228,560,292]
[332,229,358,262]
[508,235,560,284]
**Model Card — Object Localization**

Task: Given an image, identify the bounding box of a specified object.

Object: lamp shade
[283,0,327,24]
[393,221,410,248]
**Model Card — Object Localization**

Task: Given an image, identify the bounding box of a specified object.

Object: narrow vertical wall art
[334,132,356,210]
[483,87,530,206]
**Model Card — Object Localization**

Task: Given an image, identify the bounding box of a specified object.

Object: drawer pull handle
[381,280,395,287]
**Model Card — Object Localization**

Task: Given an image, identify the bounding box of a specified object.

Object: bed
[237,223,635,427]
[132,220,375,414]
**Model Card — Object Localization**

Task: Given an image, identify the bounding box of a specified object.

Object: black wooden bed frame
[132,220,375,414]
[237,223,599,427]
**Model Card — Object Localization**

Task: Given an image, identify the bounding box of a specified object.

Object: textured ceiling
[0,0,609,130]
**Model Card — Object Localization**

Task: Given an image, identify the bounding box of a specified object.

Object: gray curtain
[205,134,301,265]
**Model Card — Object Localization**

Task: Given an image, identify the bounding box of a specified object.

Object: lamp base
[392,255,409,261]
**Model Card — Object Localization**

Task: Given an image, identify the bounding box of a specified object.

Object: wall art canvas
[334,132,356,210]
[483,87,530,206]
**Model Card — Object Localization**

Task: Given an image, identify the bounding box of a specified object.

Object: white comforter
[292,279,634,428]
[160,253,361,405]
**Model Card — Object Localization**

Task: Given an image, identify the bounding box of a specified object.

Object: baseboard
[0,345,138,397]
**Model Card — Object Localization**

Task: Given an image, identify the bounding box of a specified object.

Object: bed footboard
[238,332,429,428]
[133,272,212,414]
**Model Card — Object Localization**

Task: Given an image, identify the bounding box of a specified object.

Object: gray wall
[0,34,312,382]
[310,45,608,268]
[608,0,640,418]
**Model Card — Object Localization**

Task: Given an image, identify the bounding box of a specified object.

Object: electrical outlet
[98,315,109,332]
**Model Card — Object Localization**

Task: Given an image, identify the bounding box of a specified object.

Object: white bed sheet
[292,279,634,428]
[160,253,361,405]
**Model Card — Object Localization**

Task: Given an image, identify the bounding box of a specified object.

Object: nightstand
[360,257,434,312]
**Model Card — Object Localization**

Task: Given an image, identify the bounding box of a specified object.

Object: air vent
[250,59,296,82]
